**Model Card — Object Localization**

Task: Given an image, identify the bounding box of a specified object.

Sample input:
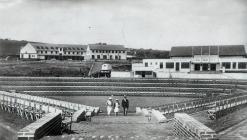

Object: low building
[85,43,127,60]
[20,42,127,61]
[132,45,247,78]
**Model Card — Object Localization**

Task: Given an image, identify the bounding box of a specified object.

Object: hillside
[0,38,170,59]
[127,48,170,59]
[0,39,27,57]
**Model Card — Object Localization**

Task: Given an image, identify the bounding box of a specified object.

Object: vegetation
[0,39,27,57]
[127,48,170,59]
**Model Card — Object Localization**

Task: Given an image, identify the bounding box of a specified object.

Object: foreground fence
[208,94,247,120]
[0,91,100,140]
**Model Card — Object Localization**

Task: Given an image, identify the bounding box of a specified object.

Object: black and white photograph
[0,0,247,140]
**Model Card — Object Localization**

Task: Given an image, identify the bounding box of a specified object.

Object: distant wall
[111,71,132,78]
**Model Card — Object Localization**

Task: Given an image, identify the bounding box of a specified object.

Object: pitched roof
[88,43,126,51]
[28,42,87,52]
[170,45,246,57]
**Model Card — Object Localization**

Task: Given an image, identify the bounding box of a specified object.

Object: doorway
[195,64,200,71]
[176,62,180,71]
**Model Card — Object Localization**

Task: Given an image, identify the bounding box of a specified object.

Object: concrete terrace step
[20,91,205,97]
[0,85,229,93]
[0,77,245,85]
[0,80,237,88]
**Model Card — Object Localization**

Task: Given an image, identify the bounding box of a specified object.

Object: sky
[0,0,246,50]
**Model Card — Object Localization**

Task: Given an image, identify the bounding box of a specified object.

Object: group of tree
[127,48,170,59]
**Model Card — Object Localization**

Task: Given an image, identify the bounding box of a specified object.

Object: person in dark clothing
[122,95,129,116]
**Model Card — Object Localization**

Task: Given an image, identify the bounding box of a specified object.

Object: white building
[20,42,127,61]
[85,43,127,60]
[132,45,247,78]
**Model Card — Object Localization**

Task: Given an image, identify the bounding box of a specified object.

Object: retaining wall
[174,113,217,140]
[17,112,62,140]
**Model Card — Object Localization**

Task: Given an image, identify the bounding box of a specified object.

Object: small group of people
[106,95,129,116]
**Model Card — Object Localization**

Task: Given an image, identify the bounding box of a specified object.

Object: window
[51,51,53,54]
[160,62,163,69]
[115,51,118,53]
[115,56,118,59]
[233,62,236,69]
[166,62,174,68]
[96,50,98,53]
[145,62,148,67]
[45,51,47,54]
[77,52,79,54]
[181,62,190,69]
[123,51,125,53]
[56,47,59,50]
[41,51,43,54]
[92,55,95,59]
[222,62,231,69]
[60,48,62,51]
[36,46,40,49]
[112,50,114,53]
[73,52,75,54]
[56,51,58,54]
[51,47,54,49]
[45,47,48,49]
[119,56,121,59]
[238,62,247,69]
[68,52,71,54]
[92,50,95,53]
[103,55,107,59]
[97,55,100,59]
[150,62,152,65]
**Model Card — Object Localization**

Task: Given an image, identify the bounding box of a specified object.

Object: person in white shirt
[106,97,113,116]
[114,99,120,116]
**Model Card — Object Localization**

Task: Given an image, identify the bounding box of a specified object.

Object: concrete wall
[111,71,132,78]
[174,113,217,140]
[17,112,62,140]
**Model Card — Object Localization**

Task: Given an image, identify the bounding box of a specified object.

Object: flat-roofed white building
[20,42,127,61]
[132,45,247,78]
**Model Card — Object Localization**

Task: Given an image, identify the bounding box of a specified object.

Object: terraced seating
[174,113,217,140]
[0,91,100,140]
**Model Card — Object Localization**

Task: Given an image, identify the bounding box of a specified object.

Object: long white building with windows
[132,45,247,78]
[20,42,127,61]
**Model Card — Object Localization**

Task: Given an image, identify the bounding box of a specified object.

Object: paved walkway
[42,113,176,140]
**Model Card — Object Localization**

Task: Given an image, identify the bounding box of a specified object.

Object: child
[114,99,120,116]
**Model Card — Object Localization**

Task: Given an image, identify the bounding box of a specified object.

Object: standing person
[122,95,129,116]
[106,97,113,116]
[114,99,120,116]
[147,107,152,122]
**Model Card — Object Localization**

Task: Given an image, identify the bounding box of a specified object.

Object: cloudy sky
[0,0,246,50]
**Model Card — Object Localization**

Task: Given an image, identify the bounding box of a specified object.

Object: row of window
[92,55,121,60]
[36,46,84,51]
[222,62,247,69]
[92,50,125,54]
[38,51,83,55]
[144,61,247,69]
[145,62,190,69]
